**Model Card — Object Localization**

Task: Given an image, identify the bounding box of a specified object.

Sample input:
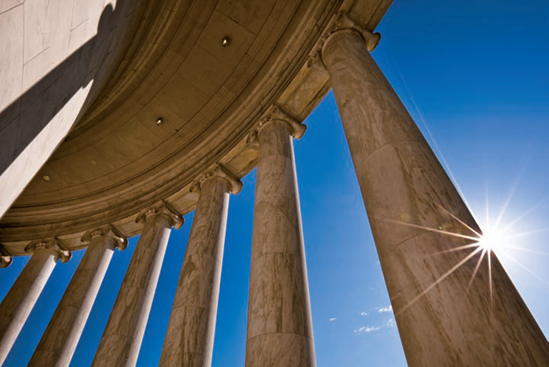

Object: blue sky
[1,0,548,365]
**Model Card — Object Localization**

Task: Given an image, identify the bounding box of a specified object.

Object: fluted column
[245,107,315,366]
[160,165,242,367]
[0,239,70,365]
[321,13,549,366]
[92,203,183,367]
[29,225,127,367]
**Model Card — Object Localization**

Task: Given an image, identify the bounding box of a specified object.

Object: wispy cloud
[354,326,380,335]
[378,305,393,313]
[360,312,368,316]
[329,318,337,322]
[387,318,397,328]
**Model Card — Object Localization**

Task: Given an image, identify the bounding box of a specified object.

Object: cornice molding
[0,0,392,254]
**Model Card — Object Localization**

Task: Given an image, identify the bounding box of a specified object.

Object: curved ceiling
[0,0,392,254]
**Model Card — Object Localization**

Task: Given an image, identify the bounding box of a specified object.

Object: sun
[477,228,503,252]
[385,186,549,315]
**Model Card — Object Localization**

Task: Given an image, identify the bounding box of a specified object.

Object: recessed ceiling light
[43,175,51,181]
[222,37,230,47]
[156,117,163,126]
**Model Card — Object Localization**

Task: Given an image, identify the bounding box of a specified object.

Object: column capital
[247,105,306,145]
[81,225,128,251]
[190,164,243,195]
[135,201,184,229]
[24,238,72,263]
[0,245,12,268]
[311,12,381,68]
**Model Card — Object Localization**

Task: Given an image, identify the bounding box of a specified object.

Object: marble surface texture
[28,235,117,366]
[324,29,549,366]
[160,176,230,367]
[0,247,59,365]
[0,0,143,220]
[92,213,173,367]
[245,121,315,366]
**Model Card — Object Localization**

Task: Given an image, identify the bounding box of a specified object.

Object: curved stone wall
[0,0,147,220]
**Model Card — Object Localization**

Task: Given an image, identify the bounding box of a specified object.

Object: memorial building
[0,0,547,365]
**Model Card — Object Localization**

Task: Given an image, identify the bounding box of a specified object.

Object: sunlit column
[245,107,315,366]
[160,165,242,366]
[29,225,127,367]
[0,239,71,365]
[321,12,549,366]
[92,203,183,367]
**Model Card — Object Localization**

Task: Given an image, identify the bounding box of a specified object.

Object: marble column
[245,107,315,366]
[321,13,549,366]
[29,225,127,367]
[92,203,183,367]
[0,239,70,365]
[160,165,242,367]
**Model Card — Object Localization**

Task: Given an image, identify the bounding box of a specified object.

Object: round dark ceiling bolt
[156,117,163,126]
[222,37,230,47]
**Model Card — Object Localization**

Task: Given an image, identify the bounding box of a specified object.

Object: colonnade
[0,12,547,367]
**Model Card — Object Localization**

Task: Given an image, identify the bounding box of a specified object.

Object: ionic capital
[81,224,128,251]
[310,12,381,68]
[247,105,306,144]
[190,164,243,195]
[24,238,72,263]
[0,245,12,268]
[135,201,184,229]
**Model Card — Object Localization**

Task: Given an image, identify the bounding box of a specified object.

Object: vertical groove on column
[29,230,123,367]
[323,28,549,366]
[0,248,60,365]
[245,121,315,367]
[92,209,179,367]
[160,176,230,367]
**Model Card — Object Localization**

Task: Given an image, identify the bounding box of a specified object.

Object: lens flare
[477,229,502,252]
[385,196,547,315]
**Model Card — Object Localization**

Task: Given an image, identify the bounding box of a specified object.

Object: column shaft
[0,248,59,365]
[92,212,175,366]
[323,29,549,366]
[245,121,315,366]
[160,176,230,366]
[29,235,118,366]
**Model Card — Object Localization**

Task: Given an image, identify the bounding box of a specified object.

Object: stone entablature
[0,0,392,255]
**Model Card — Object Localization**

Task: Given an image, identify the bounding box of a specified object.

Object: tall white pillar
[0,239,70,365]
[160,165,242,366]
[92,202,183,367]
[321,13,549,366]
[29,225,126,367]
[245,107,315,367]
